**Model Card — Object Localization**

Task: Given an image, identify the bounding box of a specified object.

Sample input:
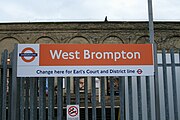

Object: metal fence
[0,48,180,120]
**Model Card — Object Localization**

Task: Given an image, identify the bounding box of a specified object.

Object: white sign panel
[67,105,80,120]
[17,44,154,77]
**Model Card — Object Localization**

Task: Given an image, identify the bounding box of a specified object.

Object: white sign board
[67,105,80,120]
[17,44,154,77]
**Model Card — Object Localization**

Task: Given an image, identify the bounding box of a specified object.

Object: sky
[0,0,180,23]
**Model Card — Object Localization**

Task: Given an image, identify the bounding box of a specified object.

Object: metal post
[84,77,89,120]
[75,77,80,105]
[20,77,25,120]
[91,77,96,120]
[2,50,8,120]
[110,77,115,120]
[8,60,12,120]
[39,77,46,120]
[48,77,54,120]
[148,0,154,44]
[153,43,160,120]
[162,49,169,120]
[101,77,106,120]
[16,78,20,120]
[30,78,36,120]
[146,76,152,120]
[170,49,179,120]
[57,77,63,120]
[147,0,160,120]
[10,44,17,120]
[25,78,30,120]
[128,76,133,120]
[66,77,71,105]
[119,76,125,120]
[137,76,142,120]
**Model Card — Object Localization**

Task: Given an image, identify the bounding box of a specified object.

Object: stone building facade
[0,21,180,54]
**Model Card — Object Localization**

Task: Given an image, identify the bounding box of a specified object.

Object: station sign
[17,44,154,77]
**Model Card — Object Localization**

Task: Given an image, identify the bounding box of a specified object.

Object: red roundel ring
[137,69,143,74]
[21,47,36,62]
[68,106,78,117]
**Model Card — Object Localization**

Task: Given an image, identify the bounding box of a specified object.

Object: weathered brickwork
[0,21,180,54]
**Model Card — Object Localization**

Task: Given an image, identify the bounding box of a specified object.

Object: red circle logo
[137,69,143,74]
[19,47,37,63]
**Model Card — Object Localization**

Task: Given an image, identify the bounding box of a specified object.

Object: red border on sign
[68,106,78,117]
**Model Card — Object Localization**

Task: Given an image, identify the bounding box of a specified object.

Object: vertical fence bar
[84,77,88,120]
[100,77,104,119]
[39,77,46,120]
[146,76,152,120]
[170,48,179,120]
[75,77,80,105]
[137,76,142,120]
[25,78,30,120]
[128,76,133,120]
[91,77,96,120]
[57,77,63,120]
[34,78,38,120]
[16,78,20,120]
[119,76,125,120]
[11,45,17,120]
[48,77,55,120]
[30,78,34,120]
[110,77,115,120]
[179,49,180,120]
[30,78,37,120]
[8,65,12,120]
[0,53,2,119]
[20,77,25,120]
[101,77,106,120]
[162,48,169,120]
[0,66,2,120]
[35,78,38,120]
[1,50,8,120]
[66,77,71,105]
[153,43,160,120]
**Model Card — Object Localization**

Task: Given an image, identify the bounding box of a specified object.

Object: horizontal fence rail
[0,48,180,120]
